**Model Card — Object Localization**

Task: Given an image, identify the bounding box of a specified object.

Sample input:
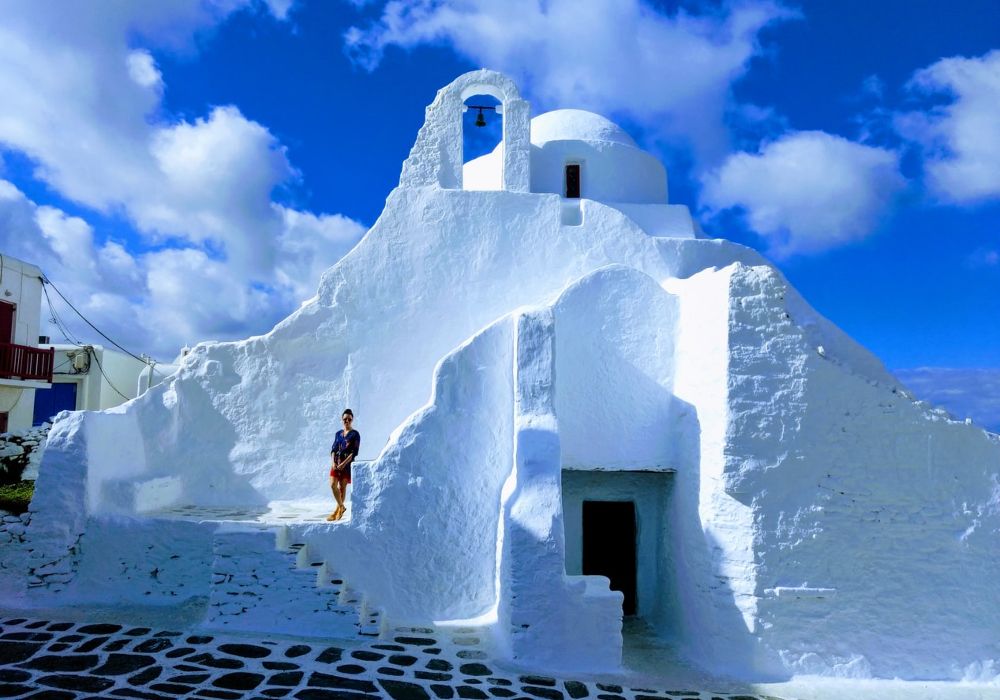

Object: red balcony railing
[0,343,54,383]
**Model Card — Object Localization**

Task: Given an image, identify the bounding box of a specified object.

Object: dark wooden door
[582,500,637,615]
[0,302,13,344]
[565,164,581,198]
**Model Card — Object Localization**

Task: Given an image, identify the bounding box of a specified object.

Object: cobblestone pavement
[0,616,789,700]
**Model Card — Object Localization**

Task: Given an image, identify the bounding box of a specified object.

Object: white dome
[530,109,638,148]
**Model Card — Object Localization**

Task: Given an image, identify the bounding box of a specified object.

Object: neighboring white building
[30,344,153,426]
[3,71,1000,683]
[0,253,174,432]
[0,254,52,433]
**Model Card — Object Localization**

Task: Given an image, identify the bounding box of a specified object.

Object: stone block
[42,572,73,583]
[35,558,72,576]
[218,602,247,615]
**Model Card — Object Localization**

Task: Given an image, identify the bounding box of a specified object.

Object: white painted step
[203,524,369,638]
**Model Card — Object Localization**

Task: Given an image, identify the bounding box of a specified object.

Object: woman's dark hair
[342,408,354,418]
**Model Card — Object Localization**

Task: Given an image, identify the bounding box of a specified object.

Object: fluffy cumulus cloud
[894,368,1000,434]
[1,180,364,358]
[700,131,906,256]
[0,1,241,211]
[0,1,365,358]
[896,50,1000,204]
[0,182,145,342]
[344,0,796,161]
[144,106,296,276]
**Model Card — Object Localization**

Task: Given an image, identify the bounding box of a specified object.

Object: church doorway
[562,470,673,627]
[583,500,637,614]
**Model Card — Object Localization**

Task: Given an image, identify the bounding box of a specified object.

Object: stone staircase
[204,523,384,639]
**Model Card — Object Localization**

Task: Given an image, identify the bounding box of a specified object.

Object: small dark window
[565,164,580,199]
[0,412,7,433]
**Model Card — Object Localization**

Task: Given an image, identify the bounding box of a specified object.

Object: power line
[39,275,139,401]
[40,282,84,346]
[40,275,147,365]
[41,281,85,346]
[87,346,131,402]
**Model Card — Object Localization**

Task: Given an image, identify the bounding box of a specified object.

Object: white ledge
[765,586,837,599]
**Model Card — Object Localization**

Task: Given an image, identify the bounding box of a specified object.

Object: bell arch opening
[400,70,529,192]
[461,92,503,191]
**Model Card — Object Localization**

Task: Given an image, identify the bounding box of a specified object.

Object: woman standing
[328,409,360,521]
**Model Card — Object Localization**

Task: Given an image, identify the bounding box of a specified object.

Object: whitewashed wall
[16,70,1000,681]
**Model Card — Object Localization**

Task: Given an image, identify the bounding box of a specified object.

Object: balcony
[0,342,54,383]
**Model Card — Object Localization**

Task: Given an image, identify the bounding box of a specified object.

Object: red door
[0,302,13,344]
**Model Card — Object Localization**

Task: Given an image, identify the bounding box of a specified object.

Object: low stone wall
[0,423,49,482]
[0,506,80,599]
[0,511,31,544]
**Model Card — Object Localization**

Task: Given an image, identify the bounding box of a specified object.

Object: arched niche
[461,92,503,191]
[399,69,531,193]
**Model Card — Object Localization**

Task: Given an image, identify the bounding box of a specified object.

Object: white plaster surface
[6,70,1000,685]
[464,108,671,205]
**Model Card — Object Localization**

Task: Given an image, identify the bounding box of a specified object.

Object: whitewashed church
[3,70,999,682]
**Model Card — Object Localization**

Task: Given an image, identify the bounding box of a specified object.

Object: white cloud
[700,131,906,256]
[0,180,58,264]
[344,0,796,162]
[0,3,297,247]
[0,180,145,346]
[34,207,103,287]
[894,368,1000,434]
[263,0,297,21]
[896,50,1000,204]
[0,4,367,358]
[126,49,164,90]
[273,207,369,301]
[144,106,295,275]
[144,247,278,342]
[2,180,366,358]
[0,2,238,211]
[966,248,999,268]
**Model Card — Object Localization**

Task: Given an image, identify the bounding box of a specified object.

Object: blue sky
[0,1,997,429]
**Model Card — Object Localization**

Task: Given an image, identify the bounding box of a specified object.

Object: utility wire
[41,283,84,346]
[88,346,131,402]
[39,275,136,401]
[41,275,147,365]
[41,280,82,345]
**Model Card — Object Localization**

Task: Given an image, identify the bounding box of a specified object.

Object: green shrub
[0,481,34,515]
